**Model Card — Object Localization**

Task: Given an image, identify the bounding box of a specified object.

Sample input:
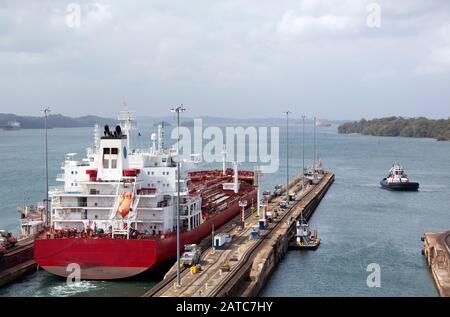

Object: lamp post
[301,115,305,191]
[313,116,316,182]
[283,111,291,201]
[170,104,185,288]
[211,208,215,252]
[254,166,262,217]
[263,192,270,222]
[42,107,51,227]
[239,200,247,228]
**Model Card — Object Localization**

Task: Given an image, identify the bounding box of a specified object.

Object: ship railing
[180,208,189,216]
[20,216,43,224]
[62,160,89,168]
[136,188,159,196]
[56,173,65,181]
[53,201,114,208]
[111,220,130,239]
[135,214,164,221]
[49,186,65,193]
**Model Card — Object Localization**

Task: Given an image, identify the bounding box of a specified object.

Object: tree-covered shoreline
[338,117,450,141]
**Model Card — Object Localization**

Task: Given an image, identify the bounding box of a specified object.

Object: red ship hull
[34,190,256,280]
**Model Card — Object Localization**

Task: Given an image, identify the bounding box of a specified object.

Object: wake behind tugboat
[380,164,419,191]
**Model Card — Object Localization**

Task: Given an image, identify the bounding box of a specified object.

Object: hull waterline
[380,179,419,191]
[35,190,256,280]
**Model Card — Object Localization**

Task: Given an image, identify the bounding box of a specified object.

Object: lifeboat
[118,192,133,218]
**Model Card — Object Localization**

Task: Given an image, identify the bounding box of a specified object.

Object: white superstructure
[50,108,202,238]
[386,164,409,183]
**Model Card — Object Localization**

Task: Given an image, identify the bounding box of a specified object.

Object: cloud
[85,3,112,24]
[274,0,365,38]
[416,23,450,74]
[362,69,398,82]
[276,11,359,36]
[0,0,450,119]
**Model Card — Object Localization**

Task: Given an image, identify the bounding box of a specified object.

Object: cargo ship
[34,108,257,280]
[2,120,21,131]
[315,120,331,128]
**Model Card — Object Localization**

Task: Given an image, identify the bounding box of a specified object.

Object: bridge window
[102,147,119,169]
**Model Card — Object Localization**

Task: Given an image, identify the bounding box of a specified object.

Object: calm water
[0,122,449,297]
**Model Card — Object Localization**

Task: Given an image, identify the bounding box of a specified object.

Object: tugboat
[380,164,419,191]
[288,213,320,250]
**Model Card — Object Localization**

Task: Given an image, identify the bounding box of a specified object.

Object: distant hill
[1,112,342,129]
[152,121,172,127]
[338,116,450,141]
[139,115,341,126]
[0,113,114,129]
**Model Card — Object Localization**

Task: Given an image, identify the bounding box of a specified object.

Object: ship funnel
[104,125,112,137]
[115,125,122,137]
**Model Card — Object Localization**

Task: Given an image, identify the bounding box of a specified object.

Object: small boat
[315,120,331,128]
[2,120,21,131]
[380,164,419,191]
[288,213,320,250]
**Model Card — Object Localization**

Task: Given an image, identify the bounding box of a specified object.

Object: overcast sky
[0,0,449,120]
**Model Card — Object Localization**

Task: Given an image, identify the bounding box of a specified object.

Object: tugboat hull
[380,179,419,191]
[288,239,320,251]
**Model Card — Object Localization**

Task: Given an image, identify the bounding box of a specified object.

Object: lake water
[0,121,448,297]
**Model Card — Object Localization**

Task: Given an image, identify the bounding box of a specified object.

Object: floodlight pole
[170,104,186,288]
[42,107,51,227]
[283,111,291,200]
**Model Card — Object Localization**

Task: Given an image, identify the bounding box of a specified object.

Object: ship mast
[171,104,186,288]
[93,124,100,152]
[118,103,136,151]
[157,122,165,151]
